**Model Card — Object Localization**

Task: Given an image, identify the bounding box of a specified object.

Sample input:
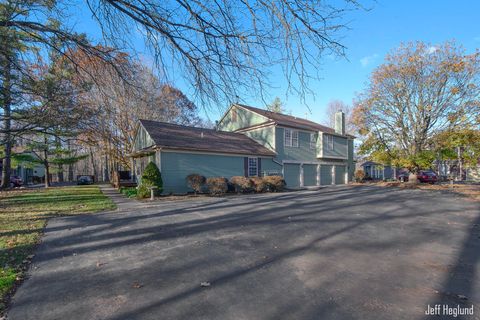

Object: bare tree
[354,42,480,171]
[323,99,354,134]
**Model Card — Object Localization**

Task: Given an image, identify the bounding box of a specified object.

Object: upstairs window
[284,129,299,147]
[310,133,316,149]
[232,108,238,122]
[326,135,334,150]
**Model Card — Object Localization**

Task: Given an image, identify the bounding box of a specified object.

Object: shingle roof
[236,104,338,134]
[138,119,276,156]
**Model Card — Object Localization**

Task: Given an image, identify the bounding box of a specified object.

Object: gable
[133,123,155,152]
[217,105,270,131]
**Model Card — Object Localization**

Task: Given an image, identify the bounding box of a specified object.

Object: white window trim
[284,128,299,148]
[248,157,258,177]
[326,135,334,151]
[284,129,292,147]
[292,130,299,147]
[310,133,316,149]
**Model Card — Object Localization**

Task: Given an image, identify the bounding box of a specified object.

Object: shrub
[137,162,163,198]
[251,177,267,193]
[263,175,286,192]
[120,187,137,198]
[230,176,253,193]
[206,177,228,195]
[354,169,366,182]
[186,173,206,194]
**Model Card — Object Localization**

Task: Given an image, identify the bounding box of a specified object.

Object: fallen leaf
[132,282,143,289]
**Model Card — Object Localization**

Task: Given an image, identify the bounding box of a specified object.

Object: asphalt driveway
[7,185,480,320]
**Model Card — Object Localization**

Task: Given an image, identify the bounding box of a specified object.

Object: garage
[335,165,346,185]
[303,164,317,187]
[320,165,333,185]
[284,163,301,188]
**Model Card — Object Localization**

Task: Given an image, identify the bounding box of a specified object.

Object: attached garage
[284,163,301,188]
[335,165,346,185]
[303,164,317,186]
[320,165,333,185]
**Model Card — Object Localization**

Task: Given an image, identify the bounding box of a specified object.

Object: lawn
[0,185,116,313]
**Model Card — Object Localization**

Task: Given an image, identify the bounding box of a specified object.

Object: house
[0,151,45,185]
[358,161,396,180]
[131,103,355,194]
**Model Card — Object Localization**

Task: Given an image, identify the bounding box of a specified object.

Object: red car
[398,171,437,183]
[417,171,437,183]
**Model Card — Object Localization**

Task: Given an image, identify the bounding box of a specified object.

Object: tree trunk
[0,52,12,189]
[457,146,464,181]
[44,135,51,188]
[89,146,97,181]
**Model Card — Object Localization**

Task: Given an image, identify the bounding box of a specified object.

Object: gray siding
[321,134,348,159]
[320,165,333,185]
[303,164,317,186]
[217,106,268,131]
[347,139,354,181]
[261,158,282,175]
[275,127,316,162]
[284,163,300,188]
[160,151,244,194]
[133,125,155,151]
[243,126,276,151]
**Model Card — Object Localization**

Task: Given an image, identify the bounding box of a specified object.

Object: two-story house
[130,103,354,194]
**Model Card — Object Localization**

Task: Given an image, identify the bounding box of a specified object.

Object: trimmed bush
[120,186,137,198]
[186,173,206,194]
[251,177,267,193]
[230,176,253,193]
[354,169,366,182]
[206,177,228,195]
[263,175,286,192]
[137,162,163,198]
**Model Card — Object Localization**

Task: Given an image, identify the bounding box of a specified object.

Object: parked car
[417,170,438,183]
[398,170,437,183]
[10,175,23,187]
[0,175,23,188]
[77,175,94,185]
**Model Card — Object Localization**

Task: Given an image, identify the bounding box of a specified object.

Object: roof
[138,119,276,157]
[360,161,391,167]
[235,104,354,138]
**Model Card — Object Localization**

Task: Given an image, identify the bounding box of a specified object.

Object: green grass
[0,185,116,313]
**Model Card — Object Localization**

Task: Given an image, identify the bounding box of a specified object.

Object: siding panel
[161,152,245,194]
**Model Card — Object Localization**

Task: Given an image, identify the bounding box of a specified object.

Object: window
[326,135,334,150]
[310,133,316,149]
[284,129,299,147]
[284,129,292,147]
[232,108,238,122]
[248,157,258,176]
[292,130,298,147]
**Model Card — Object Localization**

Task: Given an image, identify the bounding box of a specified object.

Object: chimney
[334,111,345,135]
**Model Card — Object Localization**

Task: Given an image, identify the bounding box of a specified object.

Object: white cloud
[427,46,438,54]
[360,54,378,67]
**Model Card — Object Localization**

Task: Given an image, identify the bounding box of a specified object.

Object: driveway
[7,186,480,320]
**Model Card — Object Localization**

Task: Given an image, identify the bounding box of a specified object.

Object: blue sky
[69,0,480,124]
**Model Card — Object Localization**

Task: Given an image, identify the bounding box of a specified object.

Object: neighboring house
[131,103,355,194]
[359,161,396,180]
[0,151,45,185]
